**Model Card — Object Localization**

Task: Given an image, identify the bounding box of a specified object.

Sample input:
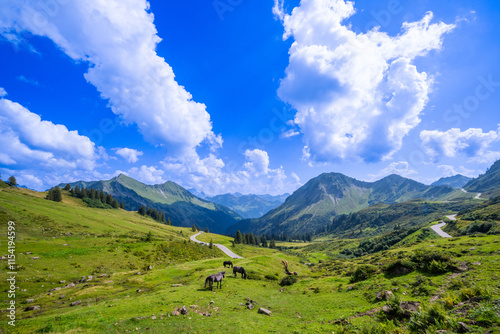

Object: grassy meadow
[1,186,499,333]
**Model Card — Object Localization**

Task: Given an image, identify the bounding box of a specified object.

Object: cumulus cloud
[0,0,221,158]
[114,147,143,163]
[0,97,96,170]
[244,149,270,176]
[0,88,7,97]
[275,0,455,162]
[368,161,418,180]
[437,165,479,178]
[420,127,500,161]
[161,149,301,196]
[126,165,165,184]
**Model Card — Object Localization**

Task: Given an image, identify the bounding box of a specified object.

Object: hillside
[205,193,289,218]
[228,173,470,236]
[58,174,241,233]
[431,174,472,188]
[465,159,500,194]
[2,185,499,334]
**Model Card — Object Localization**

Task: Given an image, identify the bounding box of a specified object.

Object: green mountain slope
[431,174,472,188]
[464,159,500,194]
[206,193,289,218]
[227,173,471,236]
[58,174,240,233]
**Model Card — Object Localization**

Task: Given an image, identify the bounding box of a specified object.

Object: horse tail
[205,276,209,288]
[243,268,247,279]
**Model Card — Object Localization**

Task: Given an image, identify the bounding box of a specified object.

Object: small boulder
[376,290,393,301]
[25,305,40,311]
[171,310,180,316]
[247,304,254,310]
[59,280,66,284]
[457,322,470,333]
[31,257,40,260]
[87,276,94,281]
[26,299,34,303]
[147,265,153,271]
[180,306,188,315]
[400,301,420,313]
[79,276,86,283]
[258,307,272,316]
[171,284,183,287]
[70,301,82,306]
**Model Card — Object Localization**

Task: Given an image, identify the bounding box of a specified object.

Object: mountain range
[464,160,500,196]
[204,193,289,219]
[58,174,240,234]
[431,175,472,188]
[226,173,472,236]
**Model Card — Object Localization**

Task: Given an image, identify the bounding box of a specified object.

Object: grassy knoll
[1,187,499,333]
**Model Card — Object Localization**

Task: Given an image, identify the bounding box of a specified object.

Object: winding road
[190,231,243,259]
[430,215,455,238]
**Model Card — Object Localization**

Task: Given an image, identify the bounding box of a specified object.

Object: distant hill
[205,193,289,219]
[465,160,500,194]
[227,173,470,236]
[431,175,472,188]
[58,174,241,233]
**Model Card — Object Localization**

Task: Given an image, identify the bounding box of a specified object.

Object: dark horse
[223,260,233,268]
[233,266,247,279]
[205,271,225,291]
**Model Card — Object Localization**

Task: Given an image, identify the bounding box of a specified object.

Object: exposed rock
[171,284,183,287]
[25,305,40,311]
[59,280,66,284]
[136,289,142,293]
[147,265,153,271]
[210,301,214,304]
[247,304,254,310]
[59,295,65,299]
[49,287,61,292]
[70,301,82,306]
[376,290,393,301]
[79,276,86,283]
[151,315,157,320]
[135,272,141,275]
[66,283,76,288]
[87,276,94,281]
[258,307,272,316]
[26,299,34,303]
[469,247,476,251]
[457,322,470,333]
[347,286,354,291]
[98,274,108,277]
[400,301,420,313]
[472,261,481,266]
[31,257,40,260]
[171,310,180,316]
[382,305,392,313]
[180,306,188,315]
[26,252,32,255]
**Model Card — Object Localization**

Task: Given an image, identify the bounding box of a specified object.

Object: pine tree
[46,188,54,201]
[53,187,62,202]
[269,238,276,249]
[64,184,71,191]
[138,205,146,216]
[249,233,256,245]
[192,224,197,232]
[261,235,268,248]
[100,189,105,202]
[234,230,243,244]
[111,198,119,209]
[209,239,214,249]
[204,227,209,233]
[106,194,113,205]
[167,217,173,226]
[7,176,17,186]
[74,185,81,197]
[120,201,125,209]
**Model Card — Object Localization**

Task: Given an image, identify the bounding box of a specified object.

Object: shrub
[280,276,297,286]
[408,303,449,333]
[264,273,279,281]
[383,260,416,276]
[410,251,455,274]
[350,265,377,283]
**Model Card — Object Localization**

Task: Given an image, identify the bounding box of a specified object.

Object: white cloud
[16,75,39,86]
[126,165,165,184]
[368,161,418,180]
[0,0,221,158]
[244,149,270,176]
[0,88,7,97]
[437,165,479,178]
[275,0,455,163]
[114,147,143,163]
[0,97,96,170]
[420,127,500,161]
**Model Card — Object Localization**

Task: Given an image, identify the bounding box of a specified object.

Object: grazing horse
[205,271,225,291]
[233,266,247,279]
[223,260,233,268]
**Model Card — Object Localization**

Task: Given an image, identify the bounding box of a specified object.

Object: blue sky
[0,0,499,195]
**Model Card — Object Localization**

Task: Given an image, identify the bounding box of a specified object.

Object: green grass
[1,187,499,333]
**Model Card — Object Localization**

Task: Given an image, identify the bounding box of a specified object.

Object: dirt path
[190,231,243,259]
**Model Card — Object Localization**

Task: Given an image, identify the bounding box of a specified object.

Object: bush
[383,260,416,276]
[460,221,493,235]
[265,273,279,281]
[408,303,450,333]
[410,251,455,274]
[280,276,297,286]
[350,265,377,283]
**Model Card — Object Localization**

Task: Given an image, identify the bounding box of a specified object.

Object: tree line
[138,205,172,225]
[233,230,277,249]
[48,184,125,210]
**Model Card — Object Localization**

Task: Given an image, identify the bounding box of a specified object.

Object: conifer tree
[261,235,268,248]
[53,187,62,202]
[120,201,125,209]
[7,175,17,186]
[269,238,276,249]
[192,224,197,232]
[234,230,243,244]
[64,184,71,191]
